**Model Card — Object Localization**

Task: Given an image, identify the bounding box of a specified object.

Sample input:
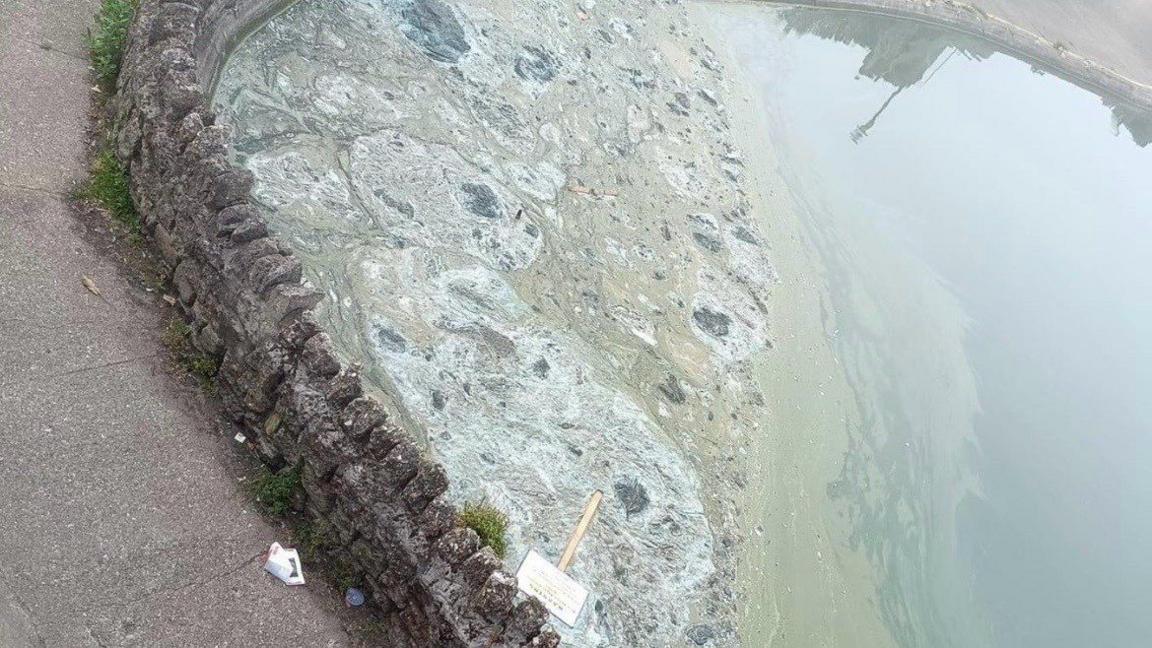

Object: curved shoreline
[750,0,1152,112]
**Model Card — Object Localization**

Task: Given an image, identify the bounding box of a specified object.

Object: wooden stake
[557,490,603,573]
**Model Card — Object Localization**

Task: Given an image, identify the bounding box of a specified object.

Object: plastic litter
[263,542,306,585]
[344,587,365,607]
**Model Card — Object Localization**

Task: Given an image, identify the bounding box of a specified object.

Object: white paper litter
[263,542,306,585]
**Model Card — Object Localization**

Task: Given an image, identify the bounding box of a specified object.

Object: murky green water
[704,5,1152,648]
[217,0,1152,646]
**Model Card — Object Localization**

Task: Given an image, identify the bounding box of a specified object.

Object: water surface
[702,5,1152,647]
[216,1,1152,646]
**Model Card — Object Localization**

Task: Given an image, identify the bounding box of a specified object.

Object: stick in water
[557,490,603,573]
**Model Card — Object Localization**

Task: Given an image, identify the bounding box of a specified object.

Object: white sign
[515,550,589,627]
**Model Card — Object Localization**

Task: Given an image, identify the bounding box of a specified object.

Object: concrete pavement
[970,0,1152,88]
[0,1,363,645]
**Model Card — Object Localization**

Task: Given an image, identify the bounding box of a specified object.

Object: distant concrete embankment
[773,0,1152,112]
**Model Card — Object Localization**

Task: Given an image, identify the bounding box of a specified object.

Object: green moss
[249,465,302,517]
[329,558,361,593]
[161,317,219,391]
[295,518,336,561]
[88,0,138,91]
[459,500,509,559]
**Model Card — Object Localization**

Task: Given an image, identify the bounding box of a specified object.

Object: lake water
[217,1,1152,646]
[702,4,1152,648]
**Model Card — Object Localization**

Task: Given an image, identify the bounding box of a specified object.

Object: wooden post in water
[557,490,603,573]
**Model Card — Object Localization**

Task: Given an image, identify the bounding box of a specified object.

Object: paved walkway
[970,0,1152,88]
[0,1,359,646]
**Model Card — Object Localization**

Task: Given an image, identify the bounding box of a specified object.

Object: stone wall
[110,1,557,646]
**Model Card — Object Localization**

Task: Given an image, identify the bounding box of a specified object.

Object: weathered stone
[155,48,202,118]
[366,423,407,461]
[229,218,267,243]
[172,259,199,306]
[215,203,256,236]
[301,333,341,379]
[471,571,517,621]
[278,313,322,350]
[502,598,549,646]
[149,2,200,46]
[381,440,421,488]
[247,253,302,294]
[226,236,280,273]
[341,397,388,442]
[526,628,561,648]
[301,417,357,480]
[417,496,457,542]
[210,168,254,208]
[153,222,182,265]
[435,528,481,566]
[402,462,449,513]
[299,462,335,511]
[325,367,363,408]
[458,548,501,588]
[349,537,387,572]
[192,320,223,356]
[184,124,230,162]
[174,111,205,147]
[263,284,324,327]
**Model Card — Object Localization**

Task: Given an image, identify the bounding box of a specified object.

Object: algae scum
[217,1,1152,646]
[216,0,771,645]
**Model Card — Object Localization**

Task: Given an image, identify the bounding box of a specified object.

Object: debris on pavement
[344,587,365,607]
[234,432,247,444]
[81,275,102,296]
[263,542,306,585]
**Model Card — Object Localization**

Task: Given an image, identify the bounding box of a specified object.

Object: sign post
[558,490,603,573]
[516,490,604,627]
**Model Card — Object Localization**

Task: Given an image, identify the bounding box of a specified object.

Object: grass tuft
[459,500,509,559]
[88,0,138,91]
[80,148,139,232]
[162,317,220,391]
[249,465,302,517]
